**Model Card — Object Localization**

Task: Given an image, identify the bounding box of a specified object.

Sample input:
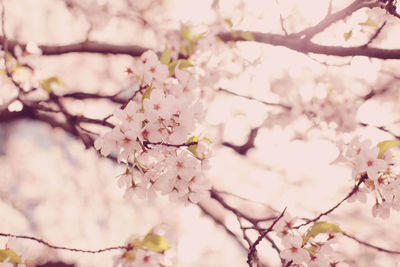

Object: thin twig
[247,208,286,267]
[343,233,400,255]
[294,174,367,229]
[218,88,292,110]
[0,232,128,253]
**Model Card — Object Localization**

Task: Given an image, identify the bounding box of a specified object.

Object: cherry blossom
[280,234,311,265]
[273,212,297,238]
[356,147,387,180]
[95,49,211,205]
[371,201,391,219]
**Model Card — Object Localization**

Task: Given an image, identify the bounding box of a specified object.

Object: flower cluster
[94,50,212,204]
[336,137,400,219]
[273,213,347,267]
[307,95,358,132]
[113,225,173,267]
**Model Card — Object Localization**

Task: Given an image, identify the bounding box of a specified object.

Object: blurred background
[1,0,400,266]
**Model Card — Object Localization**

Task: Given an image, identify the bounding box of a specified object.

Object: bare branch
[294,174,368,229]
[218,30,400,60]
[218,88,292,110]
[197,203,248,252]
[292,0,372,40]
[0,36,148,57]
[343,233,400,255]
[362,21,387,47]
[247,208,286,267]
[222,128,259,156]
[0,232,128,253]
[62,92,126,104]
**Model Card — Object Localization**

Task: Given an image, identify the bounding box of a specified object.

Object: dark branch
[247,208,286,267]
[62,92,126,104]
[218,30,400,60]
[197,203,248,252]
[0,232,128,253]
[294,174,367,229]
[223,128,259,156]
[0,36,148,57]
[292,0,371,39]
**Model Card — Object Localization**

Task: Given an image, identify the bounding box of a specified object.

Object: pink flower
[371,201,391,219]
[143,89,170,122]
[347,186,369,203]
[132,249,163,267]
[346,137,371,159]
[273,213,297,238]
[280,234,310,265]
[355,147,387,180]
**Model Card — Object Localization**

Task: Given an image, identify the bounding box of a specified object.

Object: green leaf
[224,18,233,28]
[187,136,199,157]
[142,234,170,253]
[359,19,378,27]
[40,76,65,92]
[343,30,352,41]
[377,140,400,158]
[140,85,153,112]
[181,24,192,42]
[0,249,22,263]
[168,60,193,76]
[303,222,343,243]
[160,45,171,65]
[203,137,212,144]
[125,250,136,262]
[193,33,205,44]
[240,31,255,41]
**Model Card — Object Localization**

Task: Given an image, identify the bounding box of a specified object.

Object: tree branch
[0,36,148,57]
[292,0,372,40]
[218,30,400,60]
[294,174,367,229]
[218,88,292,110]
[0,232,128,253]
[343,232,400,255]
[222,128,259,156]
[247,208,286,267]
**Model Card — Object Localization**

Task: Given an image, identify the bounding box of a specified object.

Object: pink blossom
[280,234,310,265]
[371,201,391,219]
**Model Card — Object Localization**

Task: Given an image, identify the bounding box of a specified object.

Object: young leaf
[140,85,153,112]
[40,76,65,92]
[193,33,204,44]
[168,60,193,76]
[0,249,22,263]
[343,31,352,41]
[203,137,212,144]
[160,45,171,65]
[240,31,255,41]
[377,140,400,158]
[187,136,199,157]
[303,221,343,243]
[359,19,378,27]
[224,18,233,28]
[181,24,192,42]
[142,234,170,253]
